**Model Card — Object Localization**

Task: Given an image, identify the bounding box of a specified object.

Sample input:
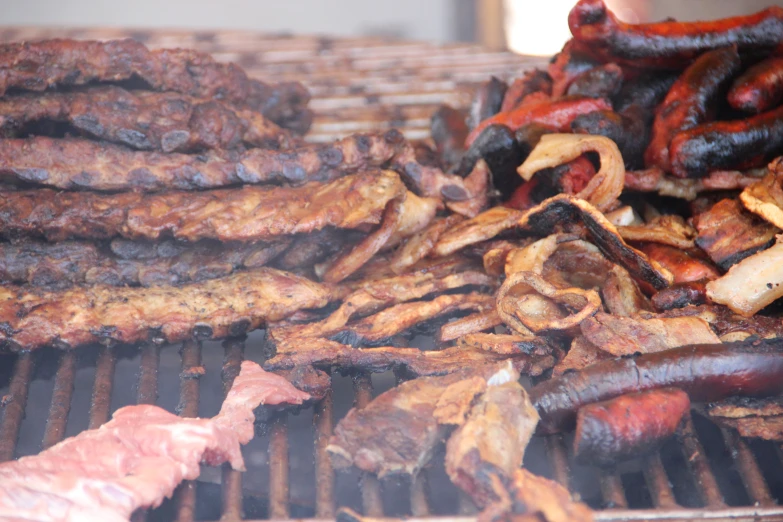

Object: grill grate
[0,27,782,521]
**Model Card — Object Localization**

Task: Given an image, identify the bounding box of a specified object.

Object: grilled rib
[0,267,330,351]
[0,39,312,132]
[0,86,294,152]
[0,170,406,242]
[0,238,289,287]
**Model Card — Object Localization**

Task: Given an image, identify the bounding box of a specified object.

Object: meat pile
[6,5,783,520]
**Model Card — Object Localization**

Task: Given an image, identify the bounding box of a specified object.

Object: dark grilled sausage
[729,57,783,113]
[467,76,508,130]
[574,388,690,467]
[531,339,783,433]
[501,69,553,112]
[566,63,624,99]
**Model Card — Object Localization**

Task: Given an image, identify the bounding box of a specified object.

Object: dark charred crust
[441,184,469,201]
[384,128,405,144]
[229,318,252,337]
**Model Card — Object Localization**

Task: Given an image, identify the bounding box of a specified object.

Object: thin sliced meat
[433,207,523,257]
[708,396,783,441]
[553,337,611,377]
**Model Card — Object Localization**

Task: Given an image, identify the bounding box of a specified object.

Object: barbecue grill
[0,28,782,522]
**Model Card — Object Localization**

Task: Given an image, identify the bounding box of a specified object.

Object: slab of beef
[0,361,309,522]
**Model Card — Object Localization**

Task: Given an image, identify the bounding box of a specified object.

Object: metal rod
[410,470,430,517]
[137,344,160,405]
[600,472,628,509]
[678,414,725,508]
[544,434,571,488]
[175,340,202,522]
[721,428,774,506]
[0,352,34,462]
[88,346,117,430]
[41,351,77,450]
[642,452,677,509]
[354,373,384,517]
[221,338,245,522]
[313,384,335,518]
[269,413,290,520]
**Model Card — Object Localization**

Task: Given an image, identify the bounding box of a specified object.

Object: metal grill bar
[41,351,76,450]
[353,373,384,517]
[175,340,203,522]
[679,414,725,507]
[600,473,628,509]
[0,353,34,462]
[643,453,677,508]
[88,346,117,429]
[269,413,290,519]
[545,434,571,488]
[137,344,160,405]
[721,428,774,506]
[222,338,245,521]
[313,382,336,518]
[410,471,430,517]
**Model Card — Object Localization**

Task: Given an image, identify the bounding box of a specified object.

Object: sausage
[569,0,783,69]
[574,388,690,467]
[430,105,469,170]
[530,338,783,433]
[571,106,650,169]
[454,124,524,197]
[645,46,741,171]
[566,63,624,99]
[466,96,611,147]
[467,76,508,130]
[613,72,678,114]
[669,104,783,178]
[549,39,603,97]
[728,57,783,113]
[501,69,553,112]
[651,281,709,311]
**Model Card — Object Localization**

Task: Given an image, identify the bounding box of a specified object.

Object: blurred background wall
[3,0,783,53]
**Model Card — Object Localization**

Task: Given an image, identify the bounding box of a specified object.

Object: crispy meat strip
[580,312,720,356]
[0,170,405,242]
[741,160,783,229]
[0,267,330,351]
[707,396,783,441]
[0,39,312,132]
[0,238,289,288]
[0,131,414,191]
[445,365,539,509]
[601,264,653,316]
[389,214,464,274]
[618,215,696,249]
[552,337,610,377]
[518,195,673,289]
[654,304,783,341]
[268,270,492,342]
[0,361,308,522]
[439,311,503,342]
[625,166,764,201]
[694,198,778,270]
[640,244,720,284]
[434,207,523,257]
[455,333,553,357]
[0,86,294,152]
[569,0,783,69]
[264,337,555,378]
[327,365,510,477]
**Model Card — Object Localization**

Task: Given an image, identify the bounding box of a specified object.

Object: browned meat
[434,207,523,257]
[327,363,514,477]
[439,311,503,342]
[625,166,763,200]
[455,333,553,357]
[565,63,623,99]
[574,388,690,467]
[501,69,553,112]
[618,215,696,249]
[693,198,778,270]
[268,270,492,342]
[641,244,720,284]
[0,86,294,152]
[651,281,710,311]
[741,160,783,229]
[531,338,783,434]
[0,39,312,132]
[481,468,594,522]
[552,337,610,377]
[707,396,783,441]
[580,312,719,356]
[445,366,539,508]
[389,214,464,274]
[0,131,424,191]
[729,57,783,113]
[0,170,405,242]
[263,337,555,378]
[549,39,602,97]
[0,360,309,522]
[655,304,783,341]
[467,77,507,130]
[0,267,330,351]
[274,365,332,403]
[0,238,288,288]
[600,265,654,316]
[275,229,356,273]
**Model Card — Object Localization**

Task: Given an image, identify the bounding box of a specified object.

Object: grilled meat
[741,159,783,229]
[0,238,288,287]
[0,170,405,242]
[640,244,719,284]
[552,337,610,377]
[0,38,311,132]
[0,361,309,522]
[651,281,710,311]
[445,363,538,508]
[0,267,330,351]
[467,77,507,131]
[574,388,690,467]
[694,198,778,270]
[707,396,783,441]
[501,69,553,113]
[0,86,294,152]
[531,338,783,434]
[431,105,469,169]
[729,57,783,113]
[565,63,623,99]
[327,363,514,477]
[549,39,603,97]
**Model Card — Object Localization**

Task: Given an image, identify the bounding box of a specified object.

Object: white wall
[1,0,455,42]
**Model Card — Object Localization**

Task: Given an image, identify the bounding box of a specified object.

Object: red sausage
[729,57,783,113]
[574,388,690,467]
